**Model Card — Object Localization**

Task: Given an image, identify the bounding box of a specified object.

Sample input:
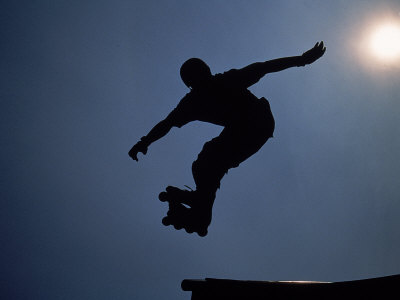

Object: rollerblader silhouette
[129,42,326,236]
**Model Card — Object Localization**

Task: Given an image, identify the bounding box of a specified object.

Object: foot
[159,186,213,236]
[162,205,210,236]
[159,186,194,207]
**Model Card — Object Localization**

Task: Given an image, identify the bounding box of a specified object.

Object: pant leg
[192,97,275,195]
[191,132,231,193]
[192,127,272,193]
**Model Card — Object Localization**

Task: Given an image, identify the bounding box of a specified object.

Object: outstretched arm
[128,117,174,161]
[237,41,326,87]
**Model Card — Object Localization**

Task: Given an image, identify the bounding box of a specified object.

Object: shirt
[167,68,268,128]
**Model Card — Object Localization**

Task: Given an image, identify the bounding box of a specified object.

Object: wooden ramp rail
[181,274,399,299]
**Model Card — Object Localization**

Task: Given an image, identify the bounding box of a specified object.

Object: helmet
[180,58,211,88]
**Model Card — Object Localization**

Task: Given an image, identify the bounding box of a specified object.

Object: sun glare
[369,22,400,61]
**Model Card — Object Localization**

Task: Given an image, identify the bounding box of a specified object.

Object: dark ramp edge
[181,274,400,299]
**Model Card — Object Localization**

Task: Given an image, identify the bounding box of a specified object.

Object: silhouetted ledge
[181,274,399,299]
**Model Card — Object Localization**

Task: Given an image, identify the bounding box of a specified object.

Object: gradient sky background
[2,1,400,299]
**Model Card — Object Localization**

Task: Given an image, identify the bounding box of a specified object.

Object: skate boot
[159,186,212,236]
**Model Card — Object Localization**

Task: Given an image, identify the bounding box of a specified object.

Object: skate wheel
[197,229,208,237]
[185,227,194,234]
[173,223,183,230]
[162,216,171,226]
[159,192,168,202]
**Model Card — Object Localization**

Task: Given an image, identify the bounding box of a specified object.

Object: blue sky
[2,1,400,299]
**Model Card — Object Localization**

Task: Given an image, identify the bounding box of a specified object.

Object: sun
[369,22,400,61]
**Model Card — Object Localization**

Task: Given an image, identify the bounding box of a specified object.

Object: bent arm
[128,117,175,161]
[129,95,193,162]
[142,118,174,146]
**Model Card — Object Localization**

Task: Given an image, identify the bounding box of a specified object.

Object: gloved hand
[128,138,148,161]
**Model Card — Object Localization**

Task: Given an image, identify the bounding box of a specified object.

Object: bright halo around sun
[369,22,400,62]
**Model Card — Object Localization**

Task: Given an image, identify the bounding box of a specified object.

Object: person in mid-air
[129,42,326,236]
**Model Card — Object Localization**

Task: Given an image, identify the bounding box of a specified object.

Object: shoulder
[213,69,245,88]
[165,92,196,127]
[175,92,194,109]
[214,69,239,81]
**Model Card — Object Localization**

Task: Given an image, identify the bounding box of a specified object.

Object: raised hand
[301,41,326,65]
